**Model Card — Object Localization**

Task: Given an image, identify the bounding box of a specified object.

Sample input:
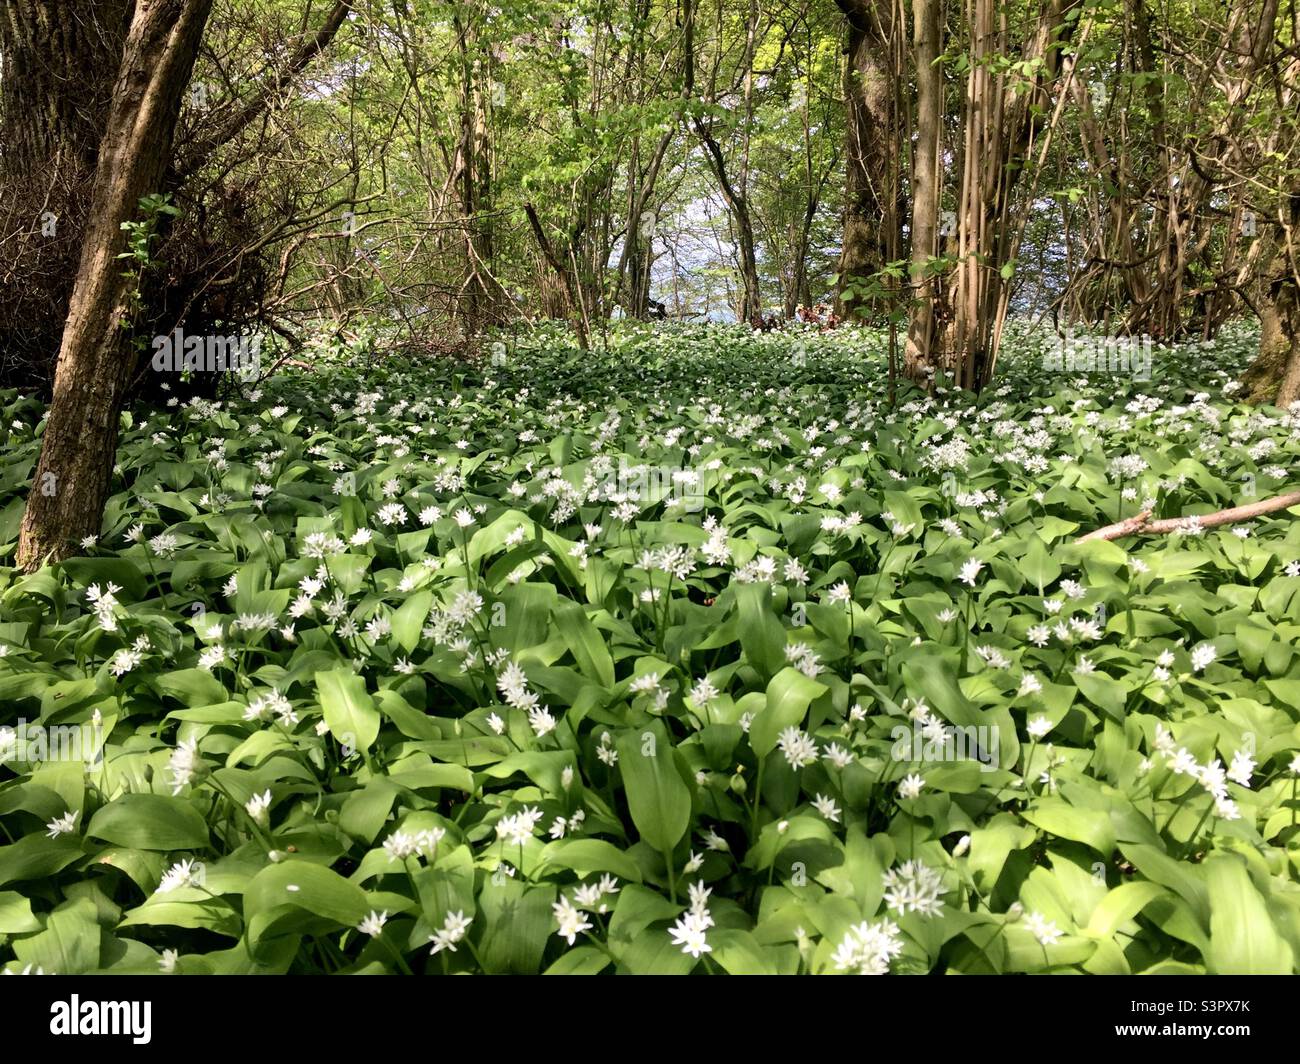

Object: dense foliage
[1,322,1299,975]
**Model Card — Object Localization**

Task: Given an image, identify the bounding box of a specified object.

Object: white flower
[958,558,984,586]
[1190,643,1217,672]
[1024,911,1063,946]
[358,910,388,937]
[158,949,179,973]
[832,919,904,975]
[1214,795,1242,821]
[882,860,946,918]
[496,806,543,847]
[428,910,473,954]
[149,532,179,558]
[975,645,1010,669]
[572,874,620,913]
[776,726,819,769]
[109,648,144,676]
[1018,674,1043,697]
[1227,750,1255,788]
[1026,715,1052,740]
[527,704,557,737]
[244,790,272,824]
[668,909,713,959]
[898,773,924,800]
[45,810,79,838]
[553,894,593,945]
[812,793,841,823]
[596,733,619,765]
[156,859,199,894]
[167,738,201,795]
[1060,579,1087,600]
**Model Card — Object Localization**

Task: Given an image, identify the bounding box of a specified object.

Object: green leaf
[1018,535,1060,590]
[749,667,827,759]
[86,794,209,851]
[0,890,42,933]
[614,721,692,854]
[316,667,380,753]
[1022,797,1116,856]
[552,600,615,688]
[477,879,555,974]
[1204,855,1293,974]
[391,590,432,653]
[734,582,786,678]
[12,899,102,974]
[540,838,643,882]
[244,861,370,944]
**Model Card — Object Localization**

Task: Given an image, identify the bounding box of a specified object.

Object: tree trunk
[835,0,895,320]
[1241,271,1291,403]
[18,0,216,571]
[947,0,1081,390]
[0,1,130,390]
[904,0,941,381]
[524,203,590,349]
[1243,235,1300,407]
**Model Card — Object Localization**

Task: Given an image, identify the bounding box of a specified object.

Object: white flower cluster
[497,660,556,737]
[832,918,905,975]
[668,881,715,959]
[1153,724,1248,821]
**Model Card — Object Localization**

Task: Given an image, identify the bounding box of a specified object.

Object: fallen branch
[1076,489,1300,542]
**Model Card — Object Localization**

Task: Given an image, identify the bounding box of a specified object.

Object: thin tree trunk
[18,0,216,571]
[524,202,590,349]
[904,0,941,380]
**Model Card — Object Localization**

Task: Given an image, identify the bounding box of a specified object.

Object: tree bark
[947,0,1081,391]
[1077,490,1300,542]
[17,0,216,571]
[0,1,130,390]
[835,0,896,320]
[524,203,590,349]
[904,0,941,380]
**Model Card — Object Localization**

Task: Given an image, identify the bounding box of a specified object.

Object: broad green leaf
[614,721,692,854]
[316,667,380,753]
[86,794,209,851]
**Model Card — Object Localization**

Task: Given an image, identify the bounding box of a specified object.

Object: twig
[1076,489,1300,542]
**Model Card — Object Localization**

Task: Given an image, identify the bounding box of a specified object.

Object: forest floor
[2,319,1300,974]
